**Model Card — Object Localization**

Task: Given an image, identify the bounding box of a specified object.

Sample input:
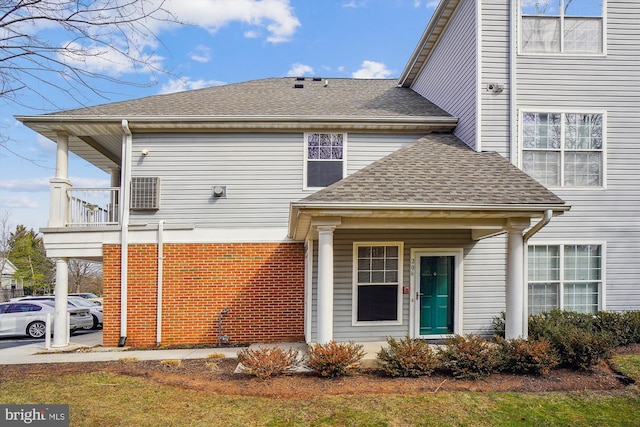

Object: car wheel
[84,314,99,330]
[27,321,46,339]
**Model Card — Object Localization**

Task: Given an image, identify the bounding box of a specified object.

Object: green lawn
[1,370,639,427]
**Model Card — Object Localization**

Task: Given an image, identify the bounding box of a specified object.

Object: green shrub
[491,311,506,338]
[440,334,500,379]
[237,346,300,379]
[528,310,614,370]
[376,337,440,377]
[497,337,558,376]
[305,341,365,378]
[624,311,640,343]
[594,311,632,347]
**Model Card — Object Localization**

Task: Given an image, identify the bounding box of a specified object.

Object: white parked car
[69,293,103,306]
[12,296,103,329]
[0,301,93,338]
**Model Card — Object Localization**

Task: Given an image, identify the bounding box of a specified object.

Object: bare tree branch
[0,0,180,109]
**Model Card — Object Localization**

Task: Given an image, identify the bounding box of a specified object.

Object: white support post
[48,132,71,228]
[52,258,69,348]
[505,220,529,339]
[316,225,336,344]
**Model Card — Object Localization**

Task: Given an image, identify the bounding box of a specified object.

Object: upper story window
[521,0,604,54]
[522,112,604,188]
[305,133,345,189]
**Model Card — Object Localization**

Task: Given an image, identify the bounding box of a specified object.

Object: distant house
[16,0,639,347]
[1,258,23,301]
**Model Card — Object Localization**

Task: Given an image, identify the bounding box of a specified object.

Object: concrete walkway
[0,331,385,366]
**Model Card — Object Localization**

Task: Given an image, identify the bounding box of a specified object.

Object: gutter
[398,0,456,86]
[118,119,132,347]
[523,209,553,242]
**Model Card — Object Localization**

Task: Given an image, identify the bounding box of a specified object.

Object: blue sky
[0,0,438,232]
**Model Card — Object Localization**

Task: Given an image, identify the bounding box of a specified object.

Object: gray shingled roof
[46,78,451,118]
[300,134,565,207]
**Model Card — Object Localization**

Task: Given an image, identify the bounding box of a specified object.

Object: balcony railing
[67,188,120,226]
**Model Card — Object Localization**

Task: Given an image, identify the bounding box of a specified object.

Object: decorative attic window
[304,133,346,189]
[130,177,160,210]
[521,0,604,54]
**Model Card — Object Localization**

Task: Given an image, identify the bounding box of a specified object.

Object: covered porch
[289,134,569,343]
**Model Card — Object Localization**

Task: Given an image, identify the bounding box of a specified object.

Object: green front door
[419,256,454,335]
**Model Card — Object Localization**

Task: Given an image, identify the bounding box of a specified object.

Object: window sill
[518,52,606,58]
[352,320,402,327]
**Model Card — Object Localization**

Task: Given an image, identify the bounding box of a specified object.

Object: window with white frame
[528,244,602,315]
[354,243,402,323]
[522,112,603,187]
[521,0,604,54]
[305,133,345,188]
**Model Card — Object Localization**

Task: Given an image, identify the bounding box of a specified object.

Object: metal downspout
[509,0,518,165]
[119,120,133,347]
[156,220,165,345]
[524,210,553,242]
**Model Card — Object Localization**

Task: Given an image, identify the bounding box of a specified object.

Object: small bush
[305,341,364,378]
[594,311,631,347]
[528,310,614,370]
[624,311,640,343]
[237,346,300,379]
[497,337,558,376]
[160,359,181,368]
[491,311,506,338]
[207,352,226,359]
[440,334,500,379]
[376,336,439,377]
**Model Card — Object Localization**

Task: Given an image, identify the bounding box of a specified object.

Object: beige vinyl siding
[129,132,422,229]
[479,0,510,156]
[411,0,478,149]
[309,229,509,342]
[517,1,640,311]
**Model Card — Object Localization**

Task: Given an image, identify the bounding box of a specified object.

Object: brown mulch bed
[3,344,638,398]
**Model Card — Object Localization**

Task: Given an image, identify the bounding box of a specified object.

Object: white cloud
[190,45,212,63]
[286,63,314,77]
[51,0,300,77]
[166,0,301,43]
[70,177,111,188]
[0,195,40,209]
[342,1,366,8]
[159,77,226,94]
[0,178,49,192]
[351,60,394,79]
[414,0,440,7]
[58,40,165,77]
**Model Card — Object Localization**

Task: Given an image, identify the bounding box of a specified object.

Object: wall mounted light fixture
[212,185,226,198]
[487,83,504,93]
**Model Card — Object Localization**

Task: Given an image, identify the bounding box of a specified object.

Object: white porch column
[52,257,70,348]
[316,225,336,344]
[48,133,71,227]
[505,220,529,339]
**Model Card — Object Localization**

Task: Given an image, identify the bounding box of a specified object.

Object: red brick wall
[103,242,305,347]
